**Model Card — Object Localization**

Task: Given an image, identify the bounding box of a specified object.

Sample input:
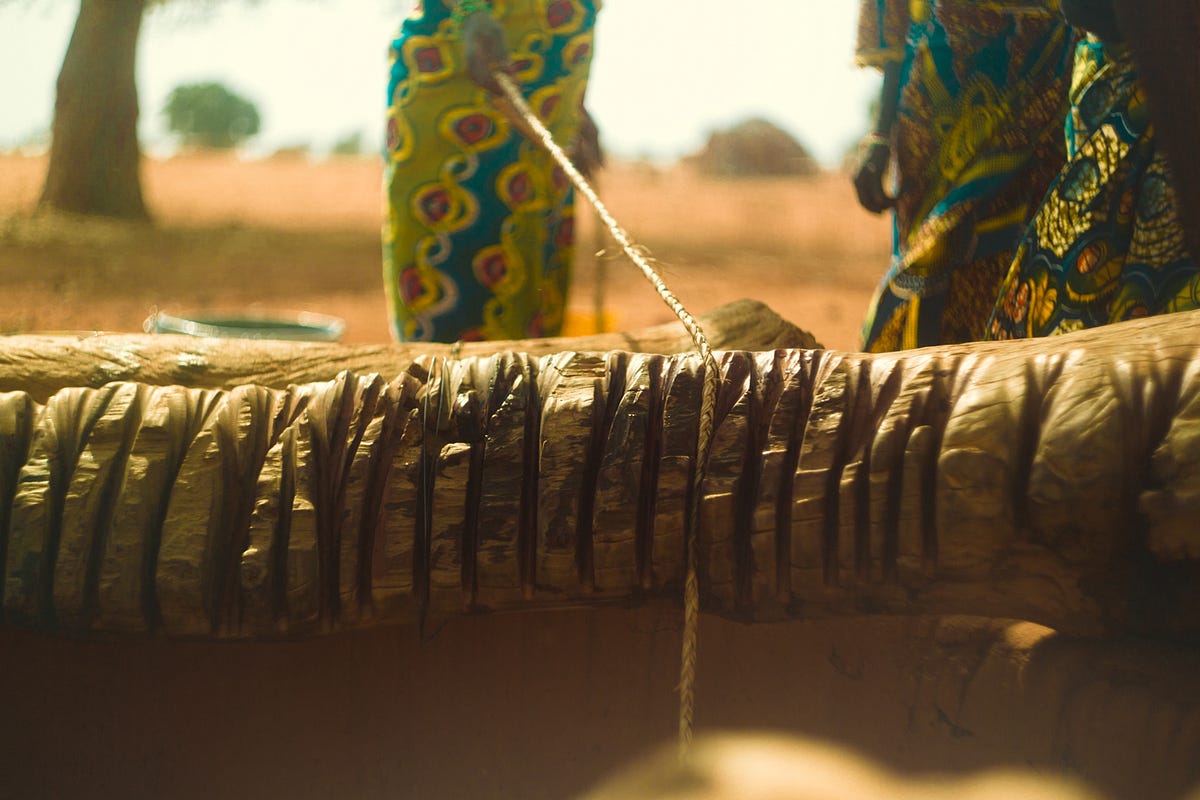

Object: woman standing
[383,0,600,342]
[986,0,1200,338]
[854,0,1074,351]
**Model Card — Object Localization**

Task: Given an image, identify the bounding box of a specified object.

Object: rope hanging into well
[495,71,720,760]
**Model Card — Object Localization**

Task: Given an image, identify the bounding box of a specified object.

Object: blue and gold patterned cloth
[987,37,1200,338]
[383,0,599,342]
[858,0,1074,351]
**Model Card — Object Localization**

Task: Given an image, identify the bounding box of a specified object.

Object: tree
[330,130,364,157]
[685,118,819,179]
[163,82,261,149]
[35,0,242,219]
[39,0,150,218]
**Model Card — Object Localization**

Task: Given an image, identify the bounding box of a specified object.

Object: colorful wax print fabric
[384,0,598,342]
[858,0,1074,351]
[987,38,1200,339]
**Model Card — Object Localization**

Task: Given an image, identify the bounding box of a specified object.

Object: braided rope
[495,72,719,760]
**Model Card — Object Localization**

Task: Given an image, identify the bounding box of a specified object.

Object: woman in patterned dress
[854,0,1075,351]
[383,0,599,342]
[986,0,1200,338]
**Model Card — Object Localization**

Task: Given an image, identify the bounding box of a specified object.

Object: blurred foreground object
[578,733,1103,800]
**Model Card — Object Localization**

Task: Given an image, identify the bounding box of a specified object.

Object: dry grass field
[0,152,891,350]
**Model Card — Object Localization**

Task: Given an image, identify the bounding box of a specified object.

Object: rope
[592,203,608,334]
[495,71,720,761]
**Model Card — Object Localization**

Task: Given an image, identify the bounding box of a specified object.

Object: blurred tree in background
[34,1,261,219]
[39,0,151,218]
[330,130,364,157]
[686,118,818,179]
[163,82,260,149]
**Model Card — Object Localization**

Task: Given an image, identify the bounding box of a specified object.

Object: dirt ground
[0,152,889,350]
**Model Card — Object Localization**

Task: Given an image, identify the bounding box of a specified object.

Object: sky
[0,0,878,167]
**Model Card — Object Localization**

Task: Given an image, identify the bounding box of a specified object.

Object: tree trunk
[39,0,149,219]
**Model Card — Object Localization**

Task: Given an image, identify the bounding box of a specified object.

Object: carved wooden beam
[2,308,1200,639]
[0,298,817,402]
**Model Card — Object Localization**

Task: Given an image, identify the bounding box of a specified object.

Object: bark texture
[39,0,148,218]
[3,309,1200,638]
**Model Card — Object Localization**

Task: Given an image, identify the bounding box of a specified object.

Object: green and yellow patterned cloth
[858,0,1074,351]
[987,37,1200,338]
[383,0,599,342]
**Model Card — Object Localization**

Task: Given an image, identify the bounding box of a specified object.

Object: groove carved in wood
[2,308,1199,639]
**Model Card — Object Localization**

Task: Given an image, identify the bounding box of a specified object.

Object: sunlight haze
[1,1,875,166]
